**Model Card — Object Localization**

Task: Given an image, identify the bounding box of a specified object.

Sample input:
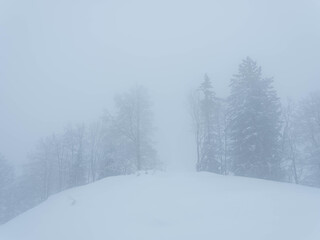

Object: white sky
[1,0,320,170]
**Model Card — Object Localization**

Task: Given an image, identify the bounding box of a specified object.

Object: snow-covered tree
[228,57,282,180]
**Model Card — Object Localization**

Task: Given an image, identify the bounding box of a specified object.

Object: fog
[2,0,320,237]
[1,0,320,171]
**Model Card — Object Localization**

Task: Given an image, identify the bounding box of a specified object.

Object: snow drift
[1,172,320,240]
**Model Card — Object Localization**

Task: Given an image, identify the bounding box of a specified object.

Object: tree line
[191,57,320,186]
[0,86,159,224]
[1,57,320,224]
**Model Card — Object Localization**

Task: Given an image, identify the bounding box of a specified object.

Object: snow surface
[1,172,320,240]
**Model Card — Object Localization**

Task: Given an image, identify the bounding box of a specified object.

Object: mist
[1,0,320,237]
[1,0,319,169]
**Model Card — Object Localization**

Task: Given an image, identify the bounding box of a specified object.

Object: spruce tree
[228,57,281,180]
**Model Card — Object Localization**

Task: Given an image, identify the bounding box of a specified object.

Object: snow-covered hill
[1,172,320,240]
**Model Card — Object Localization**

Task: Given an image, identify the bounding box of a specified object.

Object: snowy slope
[1,172,320,240]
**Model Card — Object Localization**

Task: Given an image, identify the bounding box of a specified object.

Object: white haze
[1,0,320,170]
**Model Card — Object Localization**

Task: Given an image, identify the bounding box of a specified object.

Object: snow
[1,172,320,240]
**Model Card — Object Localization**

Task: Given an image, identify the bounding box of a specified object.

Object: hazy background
[1,0,320,171]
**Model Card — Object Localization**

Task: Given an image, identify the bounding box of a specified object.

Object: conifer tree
[228,57,282,180]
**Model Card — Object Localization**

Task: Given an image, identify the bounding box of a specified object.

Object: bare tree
[281,99,300,184]
[0,154,14,224]
[114,86,157,172]
[296,92,320,186]
[189,89,204,171]
[190,75,228,173]
[87,121,104,182]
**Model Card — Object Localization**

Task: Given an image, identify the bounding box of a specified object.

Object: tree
[190,88,203,171]
[216,98,230,175]
[295,92,320,187]
[0,154,14,190]
[281,99,300,184]
[61,125,88,188]
[2,86,159,224]
[190,75,226,173]
[70,125,87,186]
[113,86,157,172]
[228,57,282,180]
[87,121,104,182]
[96,112,135,177]
[0,154,14,224]
[28,137,59,200]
